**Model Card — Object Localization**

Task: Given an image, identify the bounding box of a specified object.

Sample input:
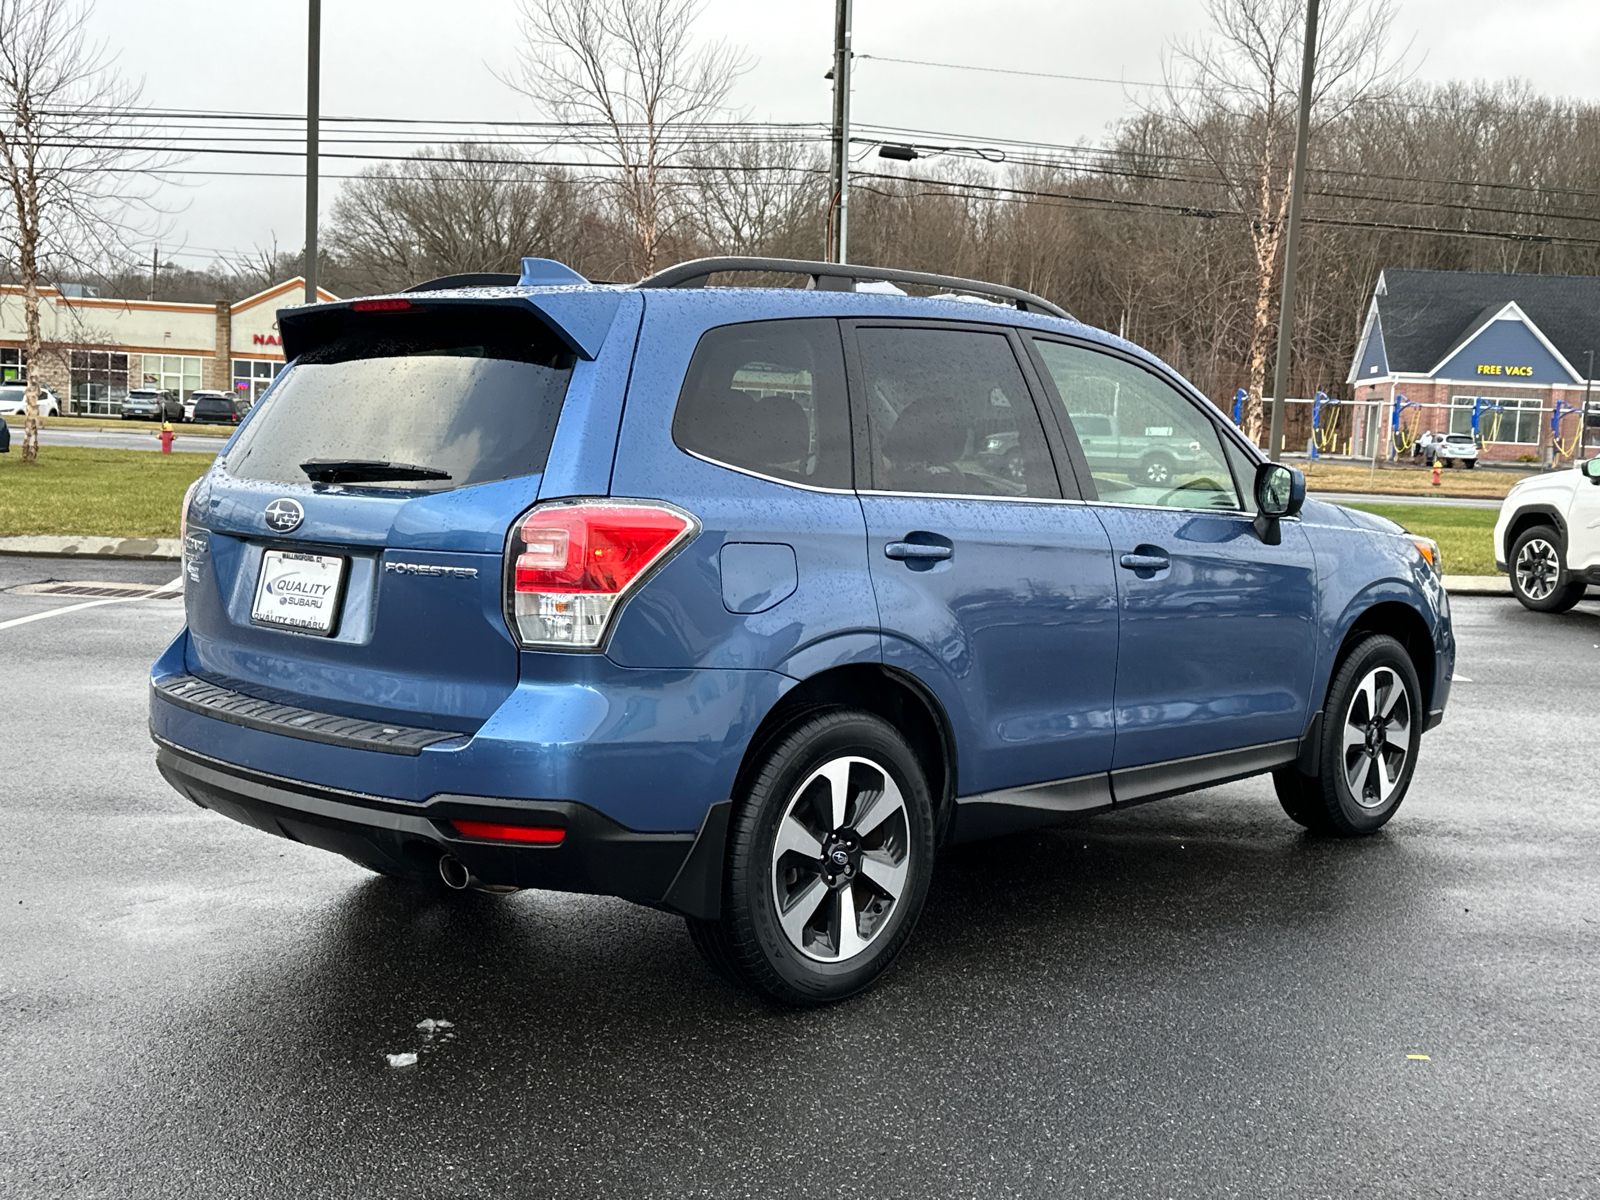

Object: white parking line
[0,579,182,631]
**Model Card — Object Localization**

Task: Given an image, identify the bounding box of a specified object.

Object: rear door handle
[1119,553,1170,571]
[885,542,954,561]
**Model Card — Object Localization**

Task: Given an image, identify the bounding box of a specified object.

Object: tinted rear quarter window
[672,319,852,489]
[224,307,575,491]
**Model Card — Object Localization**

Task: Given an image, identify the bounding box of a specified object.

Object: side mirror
[1583,457,1600,485]
[1253,462,1305,544]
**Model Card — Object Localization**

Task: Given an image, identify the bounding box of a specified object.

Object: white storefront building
[0,278,338,414]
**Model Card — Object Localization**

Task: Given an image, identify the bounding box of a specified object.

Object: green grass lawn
[1342,502,1499,577]
[0,445,211,537]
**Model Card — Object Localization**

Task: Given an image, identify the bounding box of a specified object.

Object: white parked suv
[1495,458,1600,611]
[0,384,61,417]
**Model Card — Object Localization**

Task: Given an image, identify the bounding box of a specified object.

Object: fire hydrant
[158,421,174,455]
[1431,460,1441,487]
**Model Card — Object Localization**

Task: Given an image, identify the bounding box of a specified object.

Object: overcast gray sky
[89,0,1600,271]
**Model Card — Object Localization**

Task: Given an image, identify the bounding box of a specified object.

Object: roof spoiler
[278,289,623,361]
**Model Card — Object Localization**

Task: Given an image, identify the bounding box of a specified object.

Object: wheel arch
[733,663,957,844]
[1334,600,1437,715]
[1503,504,1567,563]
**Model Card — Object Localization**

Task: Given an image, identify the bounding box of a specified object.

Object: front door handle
[886,541,954,561]
[1119,552,1170,571]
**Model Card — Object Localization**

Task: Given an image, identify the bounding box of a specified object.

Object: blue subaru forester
[151,256,1455,1005]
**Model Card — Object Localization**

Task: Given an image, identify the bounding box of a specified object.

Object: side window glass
[853,327,1060,499]
[1032,340,1240,511]
[1220,432,1260,514]
[672,319,851,489]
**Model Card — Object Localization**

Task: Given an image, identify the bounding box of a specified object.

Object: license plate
[251,550,346,635]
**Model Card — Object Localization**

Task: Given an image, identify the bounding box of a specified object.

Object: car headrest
[883,397,968,466]
[698,388,810,473]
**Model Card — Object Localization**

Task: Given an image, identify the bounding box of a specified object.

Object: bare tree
[326,144,596,293]
[506,0,747,277]
[0,0,169,462]
[684,135,826,257]
[1153,0,1409,441]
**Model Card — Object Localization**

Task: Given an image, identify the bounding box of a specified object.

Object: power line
[856,54,1177,91]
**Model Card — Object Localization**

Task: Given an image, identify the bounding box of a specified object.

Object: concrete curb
[1443,575,1510,596]
[0,535,180,560]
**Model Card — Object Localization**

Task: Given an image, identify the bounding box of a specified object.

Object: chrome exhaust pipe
[438,854,470,890]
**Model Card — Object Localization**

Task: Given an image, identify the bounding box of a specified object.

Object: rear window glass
[224,308,575,492]
[672,319,852,489]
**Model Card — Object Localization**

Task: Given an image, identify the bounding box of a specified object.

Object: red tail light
[506,499,697,649]
[450,819,565,845]
[352,298,412,312]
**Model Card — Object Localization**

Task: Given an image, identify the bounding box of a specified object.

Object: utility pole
[304,0,321,303]
[827,0,853,264]
[1266,0,1319,462]
[149,244,158,302]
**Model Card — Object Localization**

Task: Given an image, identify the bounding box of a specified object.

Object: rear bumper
[155,736,728,916]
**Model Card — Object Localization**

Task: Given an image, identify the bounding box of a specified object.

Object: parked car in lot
[185,389,232,422]
[150,256,1456,1005]
[1494,457,1600,611]
[191,392,247,425]
[121,388,182,422]
[0,384,61,417]
[1436,432,1479,468]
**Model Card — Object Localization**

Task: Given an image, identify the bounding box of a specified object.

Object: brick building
[0,277,338,414]
[1347,268,1600,463]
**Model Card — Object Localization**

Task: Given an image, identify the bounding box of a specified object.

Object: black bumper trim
[154,737,702,910]
[152,674,462,756]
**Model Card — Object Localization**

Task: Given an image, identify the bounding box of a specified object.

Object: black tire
[1508,524,1586,613]
[1464,459,1476,469]
[1273,633,1422,836]
[686,709,936,1006]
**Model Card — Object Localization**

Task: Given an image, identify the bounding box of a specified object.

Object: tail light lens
[505,499,698,649]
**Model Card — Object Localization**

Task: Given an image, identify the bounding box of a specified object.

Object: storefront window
[141,354,203,402]
[232,358,283,405]
[1449,395,1543,444]
[0,347,26,384]
[69,351,130,415]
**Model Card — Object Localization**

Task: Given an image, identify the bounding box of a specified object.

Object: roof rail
[634,256,1072,320]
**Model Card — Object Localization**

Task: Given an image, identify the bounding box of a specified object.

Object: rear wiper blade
[300,458,452,484]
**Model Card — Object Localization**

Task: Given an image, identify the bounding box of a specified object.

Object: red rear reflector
[352,298,412,312]
[450,820,565,845]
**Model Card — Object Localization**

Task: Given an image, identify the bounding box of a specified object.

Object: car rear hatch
[179,293,623,734]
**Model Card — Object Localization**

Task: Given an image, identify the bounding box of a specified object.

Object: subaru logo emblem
[264,498,304,533]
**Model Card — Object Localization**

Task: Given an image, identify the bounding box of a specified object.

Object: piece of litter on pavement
[416,1019,454,1033]
[386,1052,418,1068]
[1453,675,1472,683]
[1406,1054,1430,1061]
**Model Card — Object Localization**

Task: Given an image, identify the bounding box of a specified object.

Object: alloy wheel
[1341,666,1412,809]
[1515,538,1560,601]
[769,755,911,963]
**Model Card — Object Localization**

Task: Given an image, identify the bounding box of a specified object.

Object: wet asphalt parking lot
[2,553,1598,1199]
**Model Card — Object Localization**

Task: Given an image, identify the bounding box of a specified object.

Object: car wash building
[1347,268,1600,463]
[0,277,338,415]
